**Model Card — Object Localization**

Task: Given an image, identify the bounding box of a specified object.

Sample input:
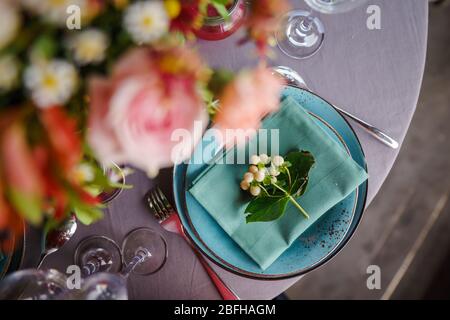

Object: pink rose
[214,65,284,147]
[88,48,208,176]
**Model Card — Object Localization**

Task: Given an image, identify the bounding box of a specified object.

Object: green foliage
[73,204,104,225]
[9,189,42,226]
[244,150,315,223]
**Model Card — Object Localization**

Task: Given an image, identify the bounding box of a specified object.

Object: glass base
[0,269,68,300]
[122,228,167,276]
[78,272,128,300]
[276,10,325,59]
[74,236,123,275]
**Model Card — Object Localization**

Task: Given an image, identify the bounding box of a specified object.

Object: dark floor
[287,4,450,300]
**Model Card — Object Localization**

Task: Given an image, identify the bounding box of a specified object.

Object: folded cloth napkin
[189,96,368,270]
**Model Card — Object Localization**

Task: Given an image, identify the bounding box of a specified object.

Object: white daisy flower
[67,29,109,66]
[21,0,87,26]
[124,0,169,45]
[73,163,95,183]
[0,2,21,50]
[24,60,78,108]
[0,55,20,92]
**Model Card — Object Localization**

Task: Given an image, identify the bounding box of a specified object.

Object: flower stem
[271,183,310,219]
[286,167,292,186]
[287,195,310,219]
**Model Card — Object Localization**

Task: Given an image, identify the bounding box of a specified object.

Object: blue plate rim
[173,86,369,280]
[181,111,358,276]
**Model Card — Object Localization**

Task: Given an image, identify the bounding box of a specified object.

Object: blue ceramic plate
[173,86,368,279]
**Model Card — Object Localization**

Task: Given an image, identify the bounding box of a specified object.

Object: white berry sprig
[240,151,316,223]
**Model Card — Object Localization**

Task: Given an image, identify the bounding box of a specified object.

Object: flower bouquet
[0,0,289,250]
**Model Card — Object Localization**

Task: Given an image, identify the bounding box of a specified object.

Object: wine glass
[276,0,368,59]
[0,269,70,300]
[72,272,128,300]
[121,228,168,276]
[74,236,123,277]
[72,228,167,300]
[73,236,127,300]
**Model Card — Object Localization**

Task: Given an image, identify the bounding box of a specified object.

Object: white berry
[250,155,260,165]
[259,154,270,164]
[272,155,284,167]
[250,185,261,196]
[243,172,254,183]
[254,171,265,182]
[240,180,250,190]
[248,165,258,174]
[269,166,280,177]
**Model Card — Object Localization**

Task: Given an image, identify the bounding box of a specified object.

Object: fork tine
[150,188,172,221]
[156,187,173,211]
[153,188,172,218]
[147,189,164,219]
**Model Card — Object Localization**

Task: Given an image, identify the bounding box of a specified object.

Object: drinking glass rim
[203,0,242,25]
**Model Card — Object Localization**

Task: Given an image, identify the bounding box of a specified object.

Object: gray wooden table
[39,0,428,299]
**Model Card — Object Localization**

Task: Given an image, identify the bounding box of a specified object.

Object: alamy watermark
[366,5,381,30]
[66,5,82,30]
[66,265,82,290]
[366,265,381,290]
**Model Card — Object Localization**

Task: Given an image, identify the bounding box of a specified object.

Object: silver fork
[146,186,240,300]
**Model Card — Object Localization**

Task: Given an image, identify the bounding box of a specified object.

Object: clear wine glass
[74,236,123,277]
[276,0,368,59]
[73,236,127,300]
[72,228,167,300]
[0,269,70,300]
[72,272,128,300]
[121,228,168,276]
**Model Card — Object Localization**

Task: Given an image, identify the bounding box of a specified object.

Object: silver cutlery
[37,214,77,269]
[273,65,399,149]
[146,186,240,300]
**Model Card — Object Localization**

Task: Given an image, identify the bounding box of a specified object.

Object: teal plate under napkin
[173,86,368,278]
[189,96,368,270]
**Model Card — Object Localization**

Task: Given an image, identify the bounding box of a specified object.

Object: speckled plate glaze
[173,86,368,279]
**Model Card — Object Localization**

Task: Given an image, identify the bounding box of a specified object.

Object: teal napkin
[189,96,368,270]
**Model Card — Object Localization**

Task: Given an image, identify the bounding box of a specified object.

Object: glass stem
[299,16,313,32]
[120,248,151,278]
[82,259,100,277]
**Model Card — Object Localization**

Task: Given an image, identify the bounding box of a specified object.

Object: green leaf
[9,189,42,225]
[73,205,104,225]
[245,196,289,223]
[208,69,235,98]
[242,150,315,223]
[211,2,230,21]
[285,150,315,197]
[30,34,58,60]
